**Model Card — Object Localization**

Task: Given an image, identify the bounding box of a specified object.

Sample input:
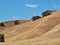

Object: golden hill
[0,11,60,45]
[0,20,30,27]
[0,20,30,31]
[0,11,60,42]
[13,23,60,45]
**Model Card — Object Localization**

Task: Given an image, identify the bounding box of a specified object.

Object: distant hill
[0,20,30,31]
[0,20,30,27]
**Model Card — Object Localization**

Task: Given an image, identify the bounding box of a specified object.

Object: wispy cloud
[25,4,38,8]
[53,4,60,8]
[12,16,19,19]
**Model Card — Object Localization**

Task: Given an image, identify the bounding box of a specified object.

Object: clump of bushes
[31,10,56,21]
[0,34,5,42]
[42,10,56,17]
[15,20,20,25]
[31,16,41,21]
[0,23,5,27]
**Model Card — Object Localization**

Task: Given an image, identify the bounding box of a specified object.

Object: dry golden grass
[4,11,60,41]
[0,11,60,45]
[0,20,30,27]
[0,38,59,45]
[0,20,30,32]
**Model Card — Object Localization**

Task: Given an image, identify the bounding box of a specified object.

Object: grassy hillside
[0,20,30,31]
[0,11,60,45]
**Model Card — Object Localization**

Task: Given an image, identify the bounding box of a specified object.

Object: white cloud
[53,4,60,8]
[12,16,19,18]
[25,4,38,8]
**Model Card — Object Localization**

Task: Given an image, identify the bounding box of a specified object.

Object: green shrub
[31,16,41,21]
[0,23,5,27]
[15,20,20,25]
[42,10,55,17]
[0,34,5,42]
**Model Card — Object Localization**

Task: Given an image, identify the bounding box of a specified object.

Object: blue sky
[0,0,60,22]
